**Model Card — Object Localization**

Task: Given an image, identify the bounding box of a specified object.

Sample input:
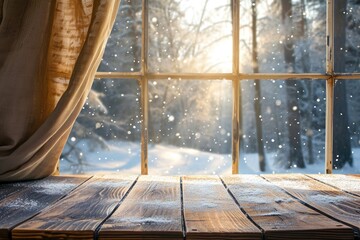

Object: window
[60,0,360,175]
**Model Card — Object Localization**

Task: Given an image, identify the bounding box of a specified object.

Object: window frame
[94,0,360,174]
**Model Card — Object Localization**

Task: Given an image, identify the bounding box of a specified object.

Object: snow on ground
[60,141,360,175]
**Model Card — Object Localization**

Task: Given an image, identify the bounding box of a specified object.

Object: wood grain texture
[0,180,37,202]
[182,175,262,240]
[0,175,89,240]
[12,175,137,240]
[1,174,359,239]
[99,176,183,240]
[308,174,360,197]
[263,174,360,231]
[222,175,354,240]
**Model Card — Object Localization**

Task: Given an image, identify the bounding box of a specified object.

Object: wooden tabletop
[0,174,359,240]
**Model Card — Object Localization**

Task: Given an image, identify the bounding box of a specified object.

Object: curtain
[0,0,120,182]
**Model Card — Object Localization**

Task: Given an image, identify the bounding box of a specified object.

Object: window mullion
[325,0,334,174]
[333,73,360,80]
[94,72,333,80]
[232,0,240,174]
[140,76,149,175]
[94,72,142,78]
[140,0,149,175]
[146,73,234,80]
[239,73,328,80]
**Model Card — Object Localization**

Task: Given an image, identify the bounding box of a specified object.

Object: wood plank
[182,175,262,240]
[0,175,80,202]
[12,175,137,240]
[263,174,360,232]
[308,174,360,197]
[99,176,183,240]
[0,175,89,240]
[0,180,37,202]
[222,175,354,240]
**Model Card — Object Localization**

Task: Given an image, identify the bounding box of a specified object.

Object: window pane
[240,79,326,174]
[334,1,360,73]
[148,79,232,175]
[333,80,360,173]
[240,1,326,73]
[98,0,142,72]
[60,79,141,174]
[148,0,232,73]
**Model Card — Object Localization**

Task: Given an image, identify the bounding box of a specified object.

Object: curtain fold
[0,0,120,182]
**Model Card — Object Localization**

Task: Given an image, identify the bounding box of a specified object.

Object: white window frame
[95,0,360,174]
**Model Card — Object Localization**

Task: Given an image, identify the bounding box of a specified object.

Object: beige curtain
[0,0,120,182]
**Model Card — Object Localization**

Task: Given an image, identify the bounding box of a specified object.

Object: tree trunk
[299,0,314,164]
[251,0,266,171]
[281,0,305,169]
[333,0,353,169]
[306,81,314,164]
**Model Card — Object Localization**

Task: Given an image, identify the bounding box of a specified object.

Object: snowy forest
[60,0,360,175]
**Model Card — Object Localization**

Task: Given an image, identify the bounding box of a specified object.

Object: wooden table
[0,174,359,240]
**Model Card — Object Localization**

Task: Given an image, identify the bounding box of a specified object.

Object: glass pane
[333,80,360,173]
[60,79,141,174]
[239,79,326,174]
[240,0,326,73]
[98,0,142,72]
[334,1,360,73]
[148,0,232,73]
[148,79,232,175]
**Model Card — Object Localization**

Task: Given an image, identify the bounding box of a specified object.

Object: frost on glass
[240,79,326,174]
[240,0,325,73]
[334,1,360,73]
[148,80,232,175]
[148,0,232,73]
[333,80,360,174]
[98,0,142,72]
[60,79,141,174]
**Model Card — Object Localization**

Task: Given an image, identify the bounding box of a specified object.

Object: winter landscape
[60,0,360,175]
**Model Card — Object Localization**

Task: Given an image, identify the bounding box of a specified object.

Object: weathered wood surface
[263,174,360,231]
[182,175,262,240]
[0,174,359,239]
[308,174,360,197]
[0,181,37,202]
[12,175,137,240]
[99,176,183,240]
[0,175,89,240]
[222,175,354,240]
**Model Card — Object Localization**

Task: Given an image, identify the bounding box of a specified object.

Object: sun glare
[177,0,233,73]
